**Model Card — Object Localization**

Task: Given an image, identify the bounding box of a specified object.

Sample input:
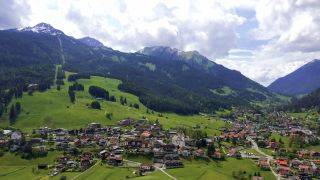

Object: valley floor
[0,153,275,180]
[0,72,274,180]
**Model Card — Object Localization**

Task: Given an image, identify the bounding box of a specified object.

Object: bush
[106,113,113,120]
[133,103,139,109]
[91,101,101,109]
[109,96,116,102]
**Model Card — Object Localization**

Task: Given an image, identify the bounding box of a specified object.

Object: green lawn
[166,158,275,180]
[0,151,64,180]
[0,166,49,180]
[269,133,289,149]
[243,148,261,156]
[260,148,275,156]
[0,72,224,135]
[0,151,62,166]
[54,165,170,180]
[307,145,320,151]
[124,154,154,164]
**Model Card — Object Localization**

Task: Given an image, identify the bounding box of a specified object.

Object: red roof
[298,165,311,169]
[313,161,320,165]
[278,166,291,171]
[275,160,288,166]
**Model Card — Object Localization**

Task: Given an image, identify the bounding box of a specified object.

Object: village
[0,110,320,180]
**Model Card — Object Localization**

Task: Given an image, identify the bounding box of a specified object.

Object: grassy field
[0,152,62,166]
[166,158,275,180]
[0,166,49,180]
[0,72,225,135]
[243,148,261,156]
[63,165,170,180]
[48,158,275,180]
[307,145,320,151]
[260,148,275,156]
[269,133,290,149]
[0,151,64,180]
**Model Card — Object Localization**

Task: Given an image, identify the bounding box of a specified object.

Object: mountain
[268,59,320,96]
[78,37,105,48]
[0,23,286,114]
[139,46,214,69]
[139,46,268,90]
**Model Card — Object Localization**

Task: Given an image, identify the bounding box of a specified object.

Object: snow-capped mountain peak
[18,23,64,36]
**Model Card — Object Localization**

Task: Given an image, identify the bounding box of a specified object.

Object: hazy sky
[1,0,320,86]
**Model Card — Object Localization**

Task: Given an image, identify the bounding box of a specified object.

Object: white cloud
[0,0,30,29]
[217,0,320,86]
[253,0,320,52]
[21,0,247,58]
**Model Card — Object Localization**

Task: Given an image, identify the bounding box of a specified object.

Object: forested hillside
[0,23,288,116]
[289,88,320,112]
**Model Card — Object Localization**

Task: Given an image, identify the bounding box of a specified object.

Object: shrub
[91,101,101,109]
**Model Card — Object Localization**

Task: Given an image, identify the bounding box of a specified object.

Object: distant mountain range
[268,59,320,96]
[0,23,287,114]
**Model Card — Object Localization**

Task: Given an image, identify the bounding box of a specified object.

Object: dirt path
[57,37,65,65]
[53,65,59,86]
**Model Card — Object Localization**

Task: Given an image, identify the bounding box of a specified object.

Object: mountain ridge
[0,22,287,114]
[268,59,320,96]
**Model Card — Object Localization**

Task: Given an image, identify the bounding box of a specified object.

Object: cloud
[216,0,320,86]
[253,0,320,52]
[22,0,246,58]
[0,0,30,29]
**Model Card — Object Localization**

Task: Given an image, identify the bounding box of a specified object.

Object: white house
[11,131,22,142]
[171,133,185,147]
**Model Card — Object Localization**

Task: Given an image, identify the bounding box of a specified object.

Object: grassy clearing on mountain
[210,86,237,96]
[0,72,224,135]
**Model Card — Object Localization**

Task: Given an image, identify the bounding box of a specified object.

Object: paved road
[247,137,281,180]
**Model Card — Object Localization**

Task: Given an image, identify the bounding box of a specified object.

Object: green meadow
[0,72,225,135]
[0,154,276,180]
[269,132,290,149]
[166,158,275,180]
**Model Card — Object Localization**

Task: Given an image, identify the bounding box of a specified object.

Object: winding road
[247,137,281,180]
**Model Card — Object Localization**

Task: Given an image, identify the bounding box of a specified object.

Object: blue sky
[1,0,319,86]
